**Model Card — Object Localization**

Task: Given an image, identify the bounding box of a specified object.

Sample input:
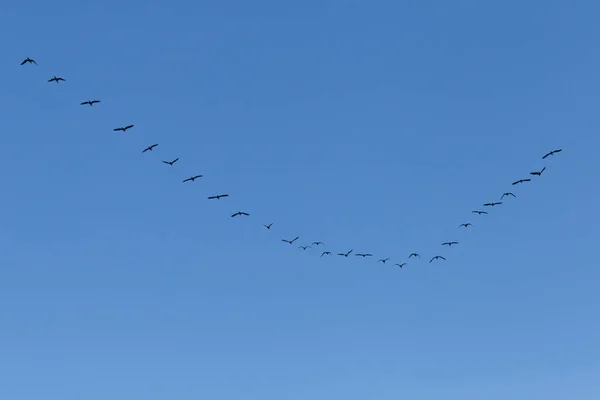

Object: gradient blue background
[1,1,599,399]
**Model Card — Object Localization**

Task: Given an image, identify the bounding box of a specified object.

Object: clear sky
[1,1,599,399]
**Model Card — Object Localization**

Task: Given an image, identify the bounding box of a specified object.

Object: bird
[80,100,100,106]
[530,166,546,176]
[21,57,37,66]
[395,263,406,268]
[512,178,531,185]
[337,249,353,257]
[263,223,273,230]
[162,158,179,166]
[355,253,373,257]
[483,202,502,207]
[208,194,229,200]
[48,76,65,83]
[113,125,134,132]
[321,251,331,257]
[472,210,488,215]
[459,223,472,228]
[542,149,562,159]
[231,211,249,218]
[501,192,516,199]
[298,245,312,250]
[142,144,158,153]
[442,241,459,246]
[430,256,446,263]
[312,241,324,246]
[183,175,203,183]
[282,236,299,244]
[408,253,420,259]
[378,258,390,264]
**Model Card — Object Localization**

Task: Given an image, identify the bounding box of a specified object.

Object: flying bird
[208,194,229,200]
[162,158,179,166]
[321,251,331,257]
[378,258,390,263]
[263,223,273,230]
[408,253,420,259]
[298,245,312,250]
[282,236,299,244]
[483,202,502,207]
[512,178,531,185]
[442,241,459,246]
[183,175,203,183]
[501,192,516,199]
[530,167,546,176]
[355,253,373,258]
[395,263,406,268]
[312,241,324,246]
[459,223,472,228]
[80,100,100,106]
[142,144,158,153]
[48,76,65,83]
[542,149,562,159]
[430,256,446,263]
[337,249,353,257]
[114,125,134,132]
[231,211,249,218]
[472,210,488,215]
[21,57,37,65]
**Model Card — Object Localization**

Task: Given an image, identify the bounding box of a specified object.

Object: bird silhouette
[442,241,459,246]
[378,258,390,263]
[114,125,134,132]
[142,144,158,153]
[430,256,446,263]
[395,263,406,268]
[183,175,203,183]
[263,223,273,229]
[321,251,331,257]
[355,253,373,257]
[298,245,312,250]
[483,202,502,207]
[472,210,488,215]
[21,57,37,66]
[312,241,324,246]
[408,253,420,259]
[512,178,531,185]
[80,100,100,106]
[282,236,299,244]
[337,249,353,257]
[231,211,249,217]
[208,194,229,200]
[501,192,516,199]
[530,167,546,176]
[459,223,472,228]
[542,149,562,159]
[48,76,65,83]
[162,158,179,166]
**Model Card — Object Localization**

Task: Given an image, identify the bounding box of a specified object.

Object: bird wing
[208,196,217,199]
[193,175,203,179]
[92,100,100,104]
[172,158,179,163]
[555,149,562,153]
[542,152,551,159]
[113,128,123,131]
[20,59,27,65]
[80,101,88,105]
[183,178,191,182]
[124,125,134,130]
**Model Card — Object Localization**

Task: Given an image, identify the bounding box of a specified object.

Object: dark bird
[530,167,546,176]
[355,253,373,258]
[80,100,100,106]
[472,210,488,215]
[114,124,134,132]
[442,241,459,246]
[430,256,446,263]
[162,158,179,166]
[312,241,324,246]
[264,223,273,230]
[501,192,516,199]
[142,144,158,153]
[208,194,229,200]
[21,57,38,66]
[459,223,472,228]
[231,211,250,218]
[512,178,531,185]
[378,258,390,263]
[395,263,406,268]
[483,202,502,207]
[183,175,203,183]
[408,253,420,259]
[337,249,353,257]
[48,76,65,83]
[321,251,331,257]
[299,245,312,250]
[542,149,562,159]
[282,236,299,244]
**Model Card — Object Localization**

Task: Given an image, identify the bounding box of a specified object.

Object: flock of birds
[20,56,564,269]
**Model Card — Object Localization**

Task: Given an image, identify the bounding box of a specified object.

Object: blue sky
[1,0,599,399]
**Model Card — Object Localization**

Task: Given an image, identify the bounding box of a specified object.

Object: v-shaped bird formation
[19,56,564,270]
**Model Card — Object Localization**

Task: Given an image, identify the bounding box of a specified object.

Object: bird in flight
[208,194,229,200]
[114,125,134,132]
[442,241,459,246]
[162,158,179,166]
[378,258,390,264]
[321,251,331,257]
[231,211,249,218]
[48,76,65,83]
[142,144,158,153]
[408,253,420,259]
[512,178,531,185]
[21,57,37,66]
[530,167,546,176]
[542,149,562,159]
[80,100,100,106]
[337,249,353,257]
[312,241,324,246]
[483,202,502,207]
[355,253,373,258]
[459,223,472,228]
[282,236,299,244]
[472,210,488,215]
[430,256,446,263]
[501,192,516,199]
[263,223,273,230]
[183,175,203,183]
[298,245,312,250]
[395,263,406,268]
